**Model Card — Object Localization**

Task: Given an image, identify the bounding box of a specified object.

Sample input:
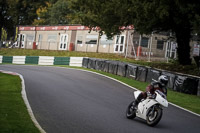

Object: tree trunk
[175,28,192,65]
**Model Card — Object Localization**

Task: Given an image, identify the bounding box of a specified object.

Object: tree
[0,0,47,40]
[1,28,7,41]
[33,0,75,25]
[70,0,200,65]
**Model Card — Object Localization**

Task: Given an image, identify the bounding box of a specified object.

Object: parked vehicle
[126,90,168,126]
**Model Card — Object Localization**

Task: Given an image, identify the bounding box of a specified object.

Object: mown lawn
[0,72,40,133]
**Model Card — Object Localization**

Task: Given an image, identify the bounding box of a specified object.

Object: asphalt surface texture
[0,65,200,133]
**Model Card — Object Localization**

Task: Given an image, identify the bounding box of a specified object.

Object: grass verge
[0,48,199,76]
[0,72,40,133]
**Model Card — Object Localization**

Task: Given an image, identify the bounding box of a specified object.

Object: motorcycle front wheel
[146,107,163,127]
[126,101,136,119]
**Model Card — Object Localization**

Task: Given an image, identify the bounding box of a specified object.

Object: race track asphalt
[0,65,200,133]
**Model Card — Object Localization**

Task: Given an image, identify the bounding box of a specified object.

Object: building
[17,25,180,61]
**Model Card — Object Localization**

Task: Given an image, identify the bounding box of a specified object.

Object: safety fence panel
[13,56,26,64]
[102,60,110,73]
[173,75,198,95]
[25,56,39,64]
[54,57,70,65]
[161,71,176,89]
[95,59,107,71]
[69,57,83,67]
[146,69,161,83]
[39,56,54,65]
[0,55,2,63]
[126,64,139,79]
[136,66,148,82]
[82,58,89,68]
[2,56,13,63]
[108,61,118,75]
[87,58,96,69]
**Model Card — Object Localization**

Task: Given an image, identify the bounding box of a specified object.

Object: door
[16,34,26,48]
[165,41,177,58]
[21,34,26,48]
[114,35,126,53]
[59,34,68,50]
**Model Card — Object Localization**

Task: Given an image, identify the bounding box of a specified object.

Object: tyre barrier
[13,56,26,64]
[0,55,83,67]
[39,56,54,65]
[69,57,83,67]
[126,64,138,80]
[54,57,70,65]
[82,57,200,96]
[25,56,39,64]
[0,55,2,63]
[0,55,200,96]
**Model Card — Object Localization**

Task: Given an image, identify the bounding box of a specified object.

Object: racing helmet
[158,75,168,86]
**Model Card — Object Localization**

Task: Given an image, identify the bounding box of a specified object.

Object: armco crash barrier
[25,56,39,64]
[39,56,54,65]
[54,57,70,65]
[146,68,161,83]
[69,57,83,67]
[13,56,26,64]
[173,75,198,95]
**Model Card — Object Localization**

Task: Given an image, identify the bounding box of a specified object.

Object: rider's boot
[133,93,144,109]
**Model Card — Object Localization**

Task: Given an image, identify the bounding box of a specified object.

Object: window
[86,35,98,44]
[76,36,83,44]
[141,37,149,47]
[100,35,113,45]
[157,40,164,50]
[114,35,125,53]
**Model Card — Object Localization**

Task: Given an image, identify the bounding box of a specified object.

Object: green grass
[0,48,199,76]
[65,66,200,115]
[0,66,199,133]
[0,72,40,133]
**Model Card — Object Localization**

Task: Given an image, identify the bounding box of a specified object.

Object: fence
[83,58,200,96]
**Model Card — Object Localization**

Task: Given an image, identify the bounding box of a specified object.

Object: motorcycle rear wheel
[146,107,162,127]
[126,101,136,119]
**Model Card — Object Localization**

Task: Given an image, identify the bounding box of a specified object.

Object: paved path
[0,65,200,133]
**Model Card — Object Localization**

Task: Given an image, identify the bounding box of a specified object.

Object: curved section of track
[0,65,200,133]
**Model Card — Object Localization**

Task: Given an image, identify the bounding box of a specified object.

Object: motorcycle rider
[134,75,168,108]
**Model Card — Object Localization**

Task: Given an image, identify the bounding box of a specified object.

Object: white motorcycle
[126,90,168,126]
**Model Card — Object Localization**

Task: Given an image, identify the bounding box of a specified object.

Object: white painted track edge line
[0,70,46,133]
[55,66,200,117]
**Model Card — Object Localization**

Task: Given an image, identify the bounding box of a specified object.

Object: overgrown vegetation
[0,48,199,76]
[0,72,40,133]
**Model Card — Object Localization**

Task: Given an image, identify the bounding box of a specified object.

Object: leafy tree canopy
[70,0,200,65]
